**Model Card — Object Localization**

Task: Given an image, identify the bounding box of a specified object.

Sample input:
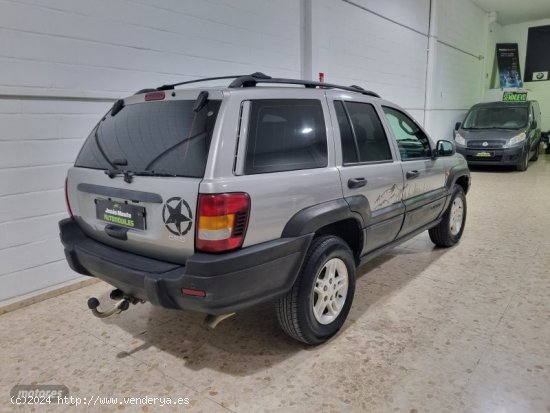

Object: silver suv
[60,73,470,344]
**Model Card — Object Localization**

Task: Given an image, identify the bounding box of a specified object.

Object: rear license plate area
[95,199,146,230]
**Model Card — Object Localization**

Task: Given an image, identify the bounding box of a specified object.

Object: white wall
[309,0,488,140]
[310,0,430,124]
[486,17,550,130]
[0,0,303,302]
[0,0,489,302]
[0,99,108,301]
[424,0,488,140]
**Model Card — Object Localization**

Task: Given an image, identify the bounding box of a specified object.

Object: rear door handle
[406,170,420,179]
[348,177,367,189]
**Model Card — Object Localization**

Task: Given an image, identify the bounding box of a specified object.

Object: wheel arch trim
[281,198,365,238]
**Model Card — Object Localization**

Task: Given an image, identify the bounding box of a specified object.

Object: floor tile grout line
[83,330,237,413]
[82,332,229,407]
[463,293,515,388]
[122,355,238,413]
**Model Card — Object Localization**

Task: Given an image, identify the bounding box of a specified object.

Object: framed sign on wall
[496,43,523,88]
[524,25,550,82]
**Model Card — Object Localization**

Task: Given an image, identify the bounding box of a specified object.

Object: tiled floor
[2,155,550,413]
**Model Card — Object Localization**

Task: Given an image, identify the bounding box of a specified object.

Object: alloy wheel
[449,197,464,236]
[312,258,349,325]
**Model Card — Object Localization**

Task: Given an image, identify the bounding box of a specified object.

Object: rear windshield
[75,99,221,178]
[462,106,528,130]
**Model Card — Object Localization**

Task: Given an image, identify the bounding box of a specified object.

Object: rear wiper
[104,169,175,183]
[132,170,175,177]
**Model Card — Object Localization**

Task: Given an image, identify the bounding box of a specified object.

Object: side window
[334,101,392,164]
[382,107,431,160]
[244,99,328,174]
[334,101,358,163]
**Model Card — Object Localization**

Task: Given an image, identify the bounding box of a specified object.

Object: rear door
[381,106,447,236]
[67,91,223,264]
[329,97,405,253]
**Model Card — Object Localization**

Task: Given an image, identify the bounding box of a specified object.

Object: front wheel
[429,185,467,247]
[531,143,540,162]
[276,236,356,345]
[516,149,529,171]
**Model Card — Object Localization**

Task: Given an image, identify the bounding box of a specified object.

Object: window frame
[333,100,395,167]
[381,105,433,161]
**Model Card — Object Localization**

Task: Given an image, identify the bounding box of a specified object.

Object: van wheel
[531,144,540,161]
[517,150,529,171]
[276,236,355,345]
[429,185,466,247]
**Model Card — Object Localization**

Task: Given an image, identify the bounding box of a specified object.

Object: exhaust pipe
[204,313,236,329]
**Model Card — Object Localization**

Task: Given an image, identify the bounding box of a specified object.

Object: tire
[516,149,529,171]
[532,143,540,162]
[276,236,356,345]
[429,185,467,247]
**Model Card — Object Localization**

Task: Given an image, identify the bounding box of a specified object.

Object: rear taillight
[196,193,250,253]
[64,177,73,218]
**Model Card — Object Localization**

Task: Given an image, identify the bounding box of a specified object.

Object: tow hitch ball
[87,289,144,318]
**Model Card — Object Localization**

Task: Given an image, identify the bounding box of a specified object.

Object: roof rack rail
[228,75,380,98]
[156,72,271,91]
[154,72,380,98]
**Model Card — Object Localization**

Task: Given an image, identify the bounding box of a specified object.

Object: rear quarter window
[244,99,328,174]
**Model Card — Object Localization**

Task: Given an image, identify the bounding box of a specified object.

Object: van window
[244,99,327,174]
[462,106,529,130]
[75,100,221,178]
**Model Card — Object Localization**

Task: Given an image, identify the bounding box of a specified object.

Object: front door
[381,106,447,236]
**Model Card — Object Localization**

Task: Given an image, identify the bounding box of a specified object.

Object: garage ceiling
[472,0,550,25]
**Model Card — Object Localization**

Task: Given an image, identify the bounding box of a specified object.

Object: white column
[423,0,438,130]
[300,0,313,80]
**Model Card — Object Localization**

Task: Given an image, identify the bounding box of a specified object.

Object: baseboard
[0,277,100,315]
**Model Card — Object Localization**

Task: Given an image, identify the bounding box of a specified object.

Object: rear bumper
[456,145,524,166]
[59,218,312,314]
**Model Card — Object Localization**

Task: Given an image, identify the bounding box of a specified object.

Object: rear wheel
[276,236,356,345]
[429,185,467,247]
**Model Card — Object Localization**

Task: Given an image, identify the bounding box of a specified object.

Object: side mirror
[435,140,455,157]
[454,122,461,131]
